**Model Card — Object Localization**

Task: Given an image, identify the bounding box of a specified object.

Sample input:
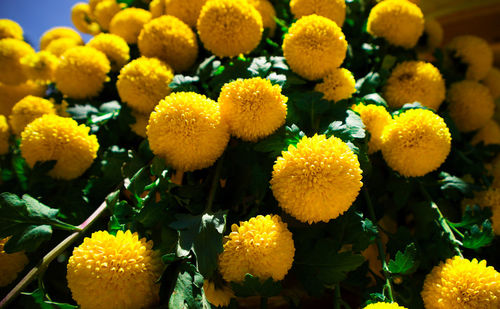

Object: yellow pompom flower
[9,95,57,135]
[383,61,445,110]
[447,80,494,132]
[197,0,263,58]
[87,33,130,71]
[67,230,163,309]
[45,38,82,57]
[130,111,149,138]
[20,51,59,84]
[149,0,165,17]
[0,237,29,287]
[351,103,392,154]
[55,46,110,99]
[110,8,152,44]
[471,120,500,146]
[71,3,101,35]
[20,114,99,180]
[0,115,10,155]
[218,215,295,282]
[447,35,493,81]
[117,57,174,114]
[290,0,345,26]
[422,18,443,50]
[0,19,23,40]
[139,15,198,72]
[247,0,276,36]
[471,188,500,234]
[0,81,47,116]
[147,92,229,172]
[203,280,234,307]
[0,38,35,85]
[314,68,356,102]
[482,67,500,99]
[218,77,287,141]
[367,0,424,49]
[271,134,363,223]
[422,256,500,309]
[381,109,451,177]
[94,0,123,31]
[40,27,83,50]
[283,15,347,80]
[363,303,408,309]
[159,0,207,28]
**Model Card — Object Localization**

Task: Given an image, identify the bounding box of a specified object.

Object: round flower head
[290,0,345,26]
[314,68,356,102]
[482,67,500,99]
[0,38,35,85]
[471,120,500,146]
[363,303,408,309]
[87,33,130,71]
[271,134,363,223]
[381,109,451,177]
[158,0,208,28]
[422,256,500,308]
[9,95,57,135]
[283,15,347,80]
[218,77,287,141]
[203,280,234,307]
[367,0,424,49]
[0,237,28,287]
[246,0,276,36]
[55,46,110,99]
[20,51,59,84]
[0,115,10,155]
[471,188,500,234]
[71,3,101,35]
[447,80,494,132]
[0,81,47,116]
[149,0,165,17]
[0,19,23,40]
[117,57,174,114]
[383,61,445,110]
[20,114,99,179]
[110,8,152,44]
[45,38,82,57]
[352,103,392,154]
[197,0,263,58]
[67,230,163,309]
[139,15,198,72]
[420,18,443,51]
[218,215,295,282]
[147,92,229,171]
[94,0,123,31]
[40,27,83,50]
[130,111,149,138]
[447,35,493,81]
[89,0,104,13]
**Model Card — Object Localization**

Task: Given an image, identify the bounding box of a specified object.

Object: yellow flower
[0,115,10,155]
[94,0,123,31]
[315,68,356,102]
[367,0,424,49]
[130,110,149,138]
[422,256,500,309]
[67,230,163,309]
[0,38,35,85]
[45,38,82,57]
[71,3,101,35]
[218,215,295,282]
[271,134,363,223]
[139,15,198,72]
[89,0,105,13]
[20,51,59,84]
[290,0,345,26]
[421,18,443,50]
[447,35,493,81]
[55,46,110,99]
[218,77,287,141]
[40,27,83,50]
[87,33,130,71]
[149,0,165,17]
[20,114,99,180]
[471,120,500,146]
[0,81,47,116]
[154,0,208,28]
[203,280,234,307]
[110,8,152,44]
[383,61,445,110]
[197,0,263,58]
[351,103,392,154]
[363,303,408,309]
[447,80,494,132]
[147,92,229,171]
[471,188,500,235]
[381,109,451,177]
[9,95,57,135]
[247,0,276,36]
[283,15,347,80]
[0,237,28,287]
[0,19,23,40]
[117,57,174,114]
[482,67,500,99]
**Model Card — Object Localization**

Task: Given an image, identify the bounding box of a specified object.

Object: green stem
[205,156,224,213]
[260,296,268,309]
[334,285,341,309]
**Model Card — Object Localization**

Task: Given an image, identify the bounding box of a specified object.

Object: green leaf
[168,262,205,309]
[450,205,492,228]
[170,75,200,93]
[462,220,494,249]
[267,72,286,87]
[324,110,366,142]
[248,57,272,77]
[21,289,78,309]
[388,243,418,275]
[362,93,388,107]
[124,166,151,198]
[65,104,98,120]
[231,274,282,298]
[99,101,121,113]
[439,172,474,198]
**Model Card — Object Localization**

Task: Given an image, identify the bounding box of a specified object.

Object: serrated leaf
[248,57,272,77]
[65,104,98,120]
[99,101,121,113]
[439,172,474,197]
[362,93,387,107]
[267,72,286,87]
[21,289,78,309]
[170,75,200,92]
[231,274,282,298]
[324,110,365,142]
[388,243,418,275]
[462,220,494,249]
[450,205,492,228]
[169,262,205,309]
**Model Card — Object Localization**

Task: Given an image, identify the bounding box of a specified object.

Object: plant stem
[334,285,341,309]
[206,156,224,213]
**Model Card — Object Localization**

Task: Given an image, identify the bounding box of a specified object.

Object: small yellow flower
[0,81,47,116]
[20,51,59,84]
[45,38,82,57]
[152,0,208,28]
[482,67,500,99]
[94,0,123,31]
[87,33,130,71]
[40,27,83,50]
[421,18,443,50]
[203,280,234,307]
[71,3,101,35]
[315,68,356,102]
[149,0,165,17]
[0,19,23,40]
[109,8,152,44]
[351,103,392,154]
[290,0,346,26]
[130,110,149,138]
[0,237,29,287]
[9,95,57,135]
[0,115,10,155]
[446,35,493,81]
[471,120,500,146]
[363,303,408,309]
[0,38,35,85]
[247,0,276,36]
[471,188,500,235]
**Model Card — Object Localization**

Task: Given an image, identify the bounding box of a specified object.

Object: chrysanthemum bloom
[40,27,83,50]
[55,46,110,99]
[130,111,149,138]
[0,115,10,155]
[138,15,198,72]
[482,67,500,99]
[367,0,424,49]
[314,68,356,102]
[109,8,152,44]
[20,51,59,84]
[218,215,295,282]
[363,303,408,309]
[421,18,443,50]
[67,230,163,309]
[149,0,164,17]
[383,61,445,110]
[471,188,500,234]
[0,38,35,85]
[0,237,28,287]
[20,114,99,179]
[283,15,347,80]
[271,134,363,223]
[447,80,494,132]
[88,0,105,13]
[422,256,500,308]
[87,33,130,71]
[352,103,392,154]
[471,120,500,145]
[218,77,287,141]
[290,0,345,26]
[203,280,234,307]
[155,0,208,28]
[94,0,123,31]
[71,3,101,35]
[147,92,229,171]
[446,35,493,81]
[0,19,23,40]
[0,81,47,116]
[9,95,57,135]
[45,38,82,57]
[117,57,173,114]
[197,0,263,58]
[245,0,276,37]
